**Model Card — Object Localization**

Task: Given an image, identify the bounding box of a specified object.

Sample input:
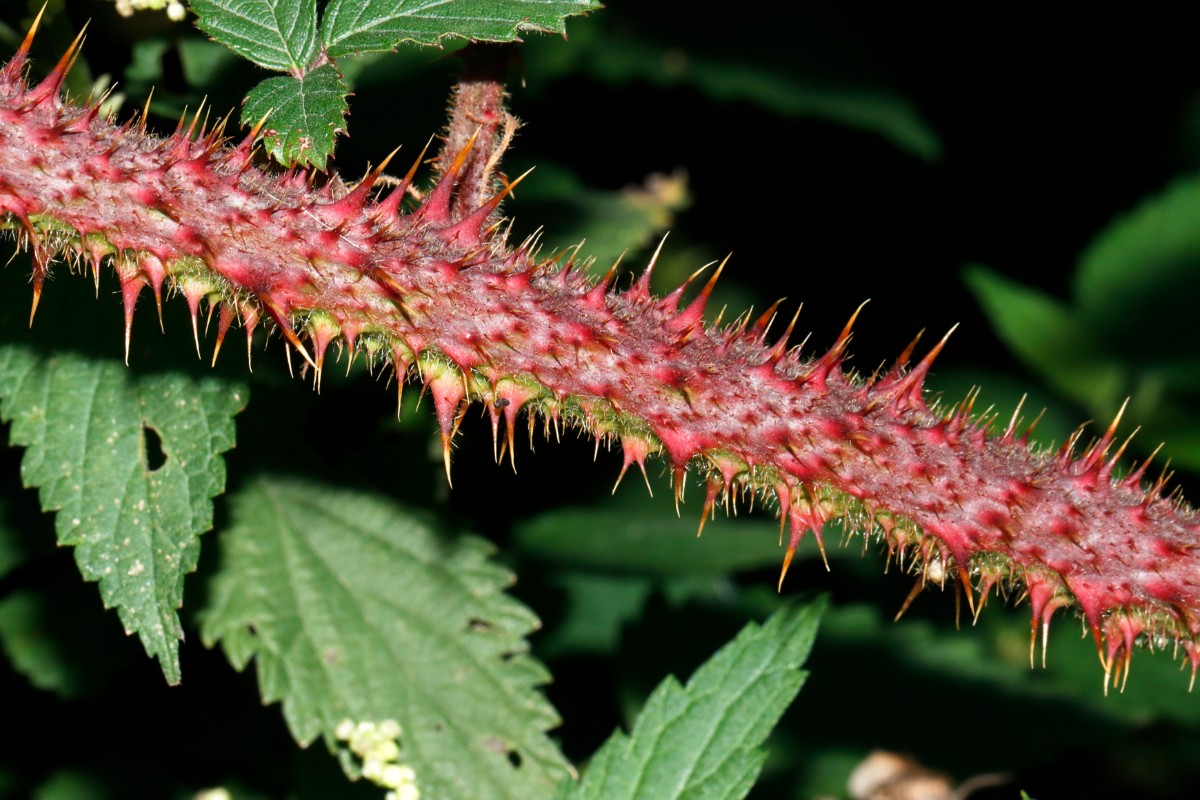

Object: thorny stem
[1,26,1199,693]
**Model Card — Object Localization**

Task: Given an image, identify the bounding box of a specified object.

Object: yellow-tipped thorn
[373,143,404,180]
[185,96,208,141]
[124,319,132,367]
[958,567,977,619]
[445,126,481,178]
[895,328,926,368]
[1102,397,1131,446]
[833,299,870,349]
[895,577,925,623]
[28,286,41,328]
[611,463,629,495]
[210,108,234,142]
[815,536,830,573]
[14,4,48,63]
[139,87,156,134]
[972,589,987,626]
[671,468,686,517]
[277,325,317,370]
[770,304,804,359]
[484,166,535,211]
[647,234,669,272]
[777,546,796,592]
[441,432,454,489]
[1005,393,1028,438]
[920,323,960,371]
[247,108,274,142]
[1042,620,1050,669]
[1109,426,1141,470]
[43,22,90,95]
[403,136,435,188]
[506,421,517,474]
[632,234,669,298]
[639,462,654,497]
[190,311,201,358]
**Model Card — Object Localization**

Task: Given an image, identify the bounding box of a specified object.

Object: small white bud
[362,757,386,782]
[194,790,233,800]
[381,764,407,789]
[374,739,400,762]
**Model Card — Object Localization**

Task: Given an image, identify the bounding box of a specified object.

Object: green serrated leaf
[191,0,320,73]
[0,347,246,684]
[557,598,826,800]
[200,476,571,800]
[322,0,600,57]
[241,65,349,168]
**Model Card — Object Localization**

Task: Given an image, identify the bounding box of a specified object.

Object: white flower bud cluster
[113,0,188,22]
[194,790,232,800]
[336,718,420,800]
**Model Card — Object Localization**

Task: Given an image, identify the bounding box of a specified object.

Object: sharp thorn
[28,284,41,328]
[442,433,454,489]
[13,3,48,64]
[777,546,796,592]
[895,576,926,622]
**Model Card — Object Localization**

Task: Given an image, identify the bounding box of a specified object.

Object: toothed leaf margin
[200,475,571,800]
[557,597,826,800]
[0,346,245,684]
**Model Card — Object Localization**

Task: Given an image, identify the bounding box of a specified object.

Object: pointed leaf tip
[0,349,245,683]
[557,599,825,800]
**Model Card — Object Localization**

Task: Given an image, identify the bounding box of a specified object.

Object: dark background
[2,2,1200,798]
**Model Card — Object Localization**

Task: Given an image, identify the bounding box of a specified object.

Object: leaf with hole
[0,347,245,684]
